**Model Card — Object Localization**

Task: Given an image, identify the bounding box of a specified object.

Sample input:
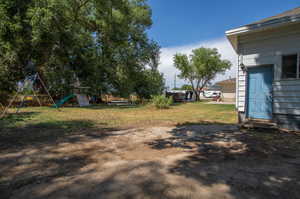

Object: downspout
[236,54,239,110]
[236,36,240,112]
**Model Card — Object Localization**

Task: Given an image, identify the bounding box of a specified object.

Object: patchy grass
[0,102,236,130]
[0,102,236,150]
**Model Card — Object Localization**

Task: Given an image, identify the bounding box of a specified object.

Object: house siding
[273,80,300,115]
[274,114,300,130]
[237,22,300,130]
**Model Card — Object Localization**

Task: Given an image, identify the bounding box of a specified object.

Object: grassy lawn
[0,102,236,131]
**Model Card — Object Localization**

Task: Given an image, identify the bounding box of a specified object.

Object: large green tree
[134,69,165,99]
[173,47,231,101]
[0,0,163,102]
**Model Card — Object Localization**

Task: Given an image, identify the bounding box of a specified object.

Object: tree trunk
[189,80,199,101]
[195,91,200,101]
[190,86,200,101]
[195,82,201,101]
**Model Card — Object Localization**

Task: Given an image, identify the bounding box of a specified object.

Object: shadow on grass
[0,115,171,199]
[169,102,185,107]
[63,104,145,110]
[0,118,122,198]
[0,112,39,129]
[0,117,121,150]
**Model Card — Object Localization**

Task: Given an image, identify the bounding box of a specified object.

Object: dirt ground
[1,124,300,199]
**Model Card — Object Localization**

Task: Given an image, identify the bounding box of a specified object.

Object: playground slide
[75,94,90,107]
[53,94,75,108]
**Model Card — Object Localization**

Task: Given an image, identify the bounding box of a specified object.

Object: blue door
[247,65,273,120]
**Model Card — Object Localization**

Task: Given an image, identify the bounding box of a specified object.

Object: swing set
[0,73,58,118]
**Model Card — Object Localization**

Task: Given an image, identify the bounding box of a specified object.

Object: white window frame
[281,53,300,79]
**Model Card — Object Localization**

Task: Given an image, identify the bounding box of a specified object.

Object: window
[282,54,299,79]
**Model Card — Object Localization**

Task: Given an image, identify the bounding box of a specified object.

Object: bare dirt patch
[0,124,300,199]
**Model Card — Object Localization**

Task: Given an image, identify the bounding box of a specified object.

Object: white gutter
[226,14,300,36]
[226,14,300,53]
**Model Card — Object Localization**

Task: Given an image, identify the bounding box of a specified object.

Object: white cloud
[158,37,238,89]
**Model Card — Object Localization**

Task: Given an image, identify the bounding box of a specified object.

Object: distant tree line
[173,84,193,91]
[0,0,164,103]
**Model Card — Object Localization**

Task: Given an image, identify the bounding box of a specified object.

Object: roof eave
[226,34,239,53]
[226,14,300,36]
[226,14,300,52]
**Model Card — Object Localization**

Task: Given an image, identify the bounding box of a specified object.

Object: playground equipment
[52,94,76,108]
[53,87,91,108]
[0,103,4,112]
[0,73,93,118]
[0,73,57,118]
[73,87,91,107]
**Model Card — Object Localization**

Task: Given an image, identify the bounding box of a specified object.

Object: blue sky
[147,0,300,88]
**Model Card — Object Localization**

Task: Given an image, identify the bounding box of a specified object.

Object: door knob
[269,92,273,99]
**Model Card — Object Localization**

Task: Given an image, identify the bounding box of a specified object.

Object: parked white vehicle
[203,90,222,98]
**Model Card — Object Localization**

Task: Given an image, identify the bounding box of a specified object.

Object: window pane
[282,54,297,79]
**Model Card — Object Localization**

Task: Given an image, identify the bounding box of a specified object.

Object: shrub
[152,95,173,109]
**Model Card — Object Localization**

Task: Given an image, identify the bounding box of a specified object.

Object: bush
[152,95,173,109]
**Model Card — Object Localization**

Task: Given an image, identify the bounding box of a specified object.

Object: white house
[215,78,236,102]
[226,7,300,131]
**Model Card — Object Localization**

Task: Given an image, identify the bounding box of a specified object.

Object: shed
[226,7,300,131]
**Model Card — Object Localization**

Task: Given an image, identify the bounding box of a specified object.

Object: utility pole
[174,73,177,89]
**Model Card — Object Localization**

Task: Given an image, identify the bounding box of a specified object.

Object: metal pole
[174,73,177,89]
[32,89,42,107]
[31,73,42,107]
[16,94,27,114]
[0,92,19,118]
[37,73,59,110]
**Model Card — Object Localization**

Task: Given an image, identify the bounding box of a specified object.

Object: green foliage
[152,95,173,109]
[0,0,164,99]
[180,84,193,90]
[173,47,231,100]
[134,69,165,99]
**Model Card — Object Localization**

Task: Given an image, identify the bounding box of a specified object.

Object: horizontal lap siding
[240,23,300,68]
[241,34,300,55]
[273,80,300,115]
[274,114,300,131]
[237,22,300,116]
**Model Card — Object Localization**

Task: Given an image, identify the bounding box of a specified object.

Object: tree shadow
[0,118,127,199]
[147,122,300,199]
[170,102,186,107]
[0,112,39,129]
[1,120,299,199]
[3,161,182,199]
[75,104,143,110]
[74,162,172,199]
[0,119,122,150]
